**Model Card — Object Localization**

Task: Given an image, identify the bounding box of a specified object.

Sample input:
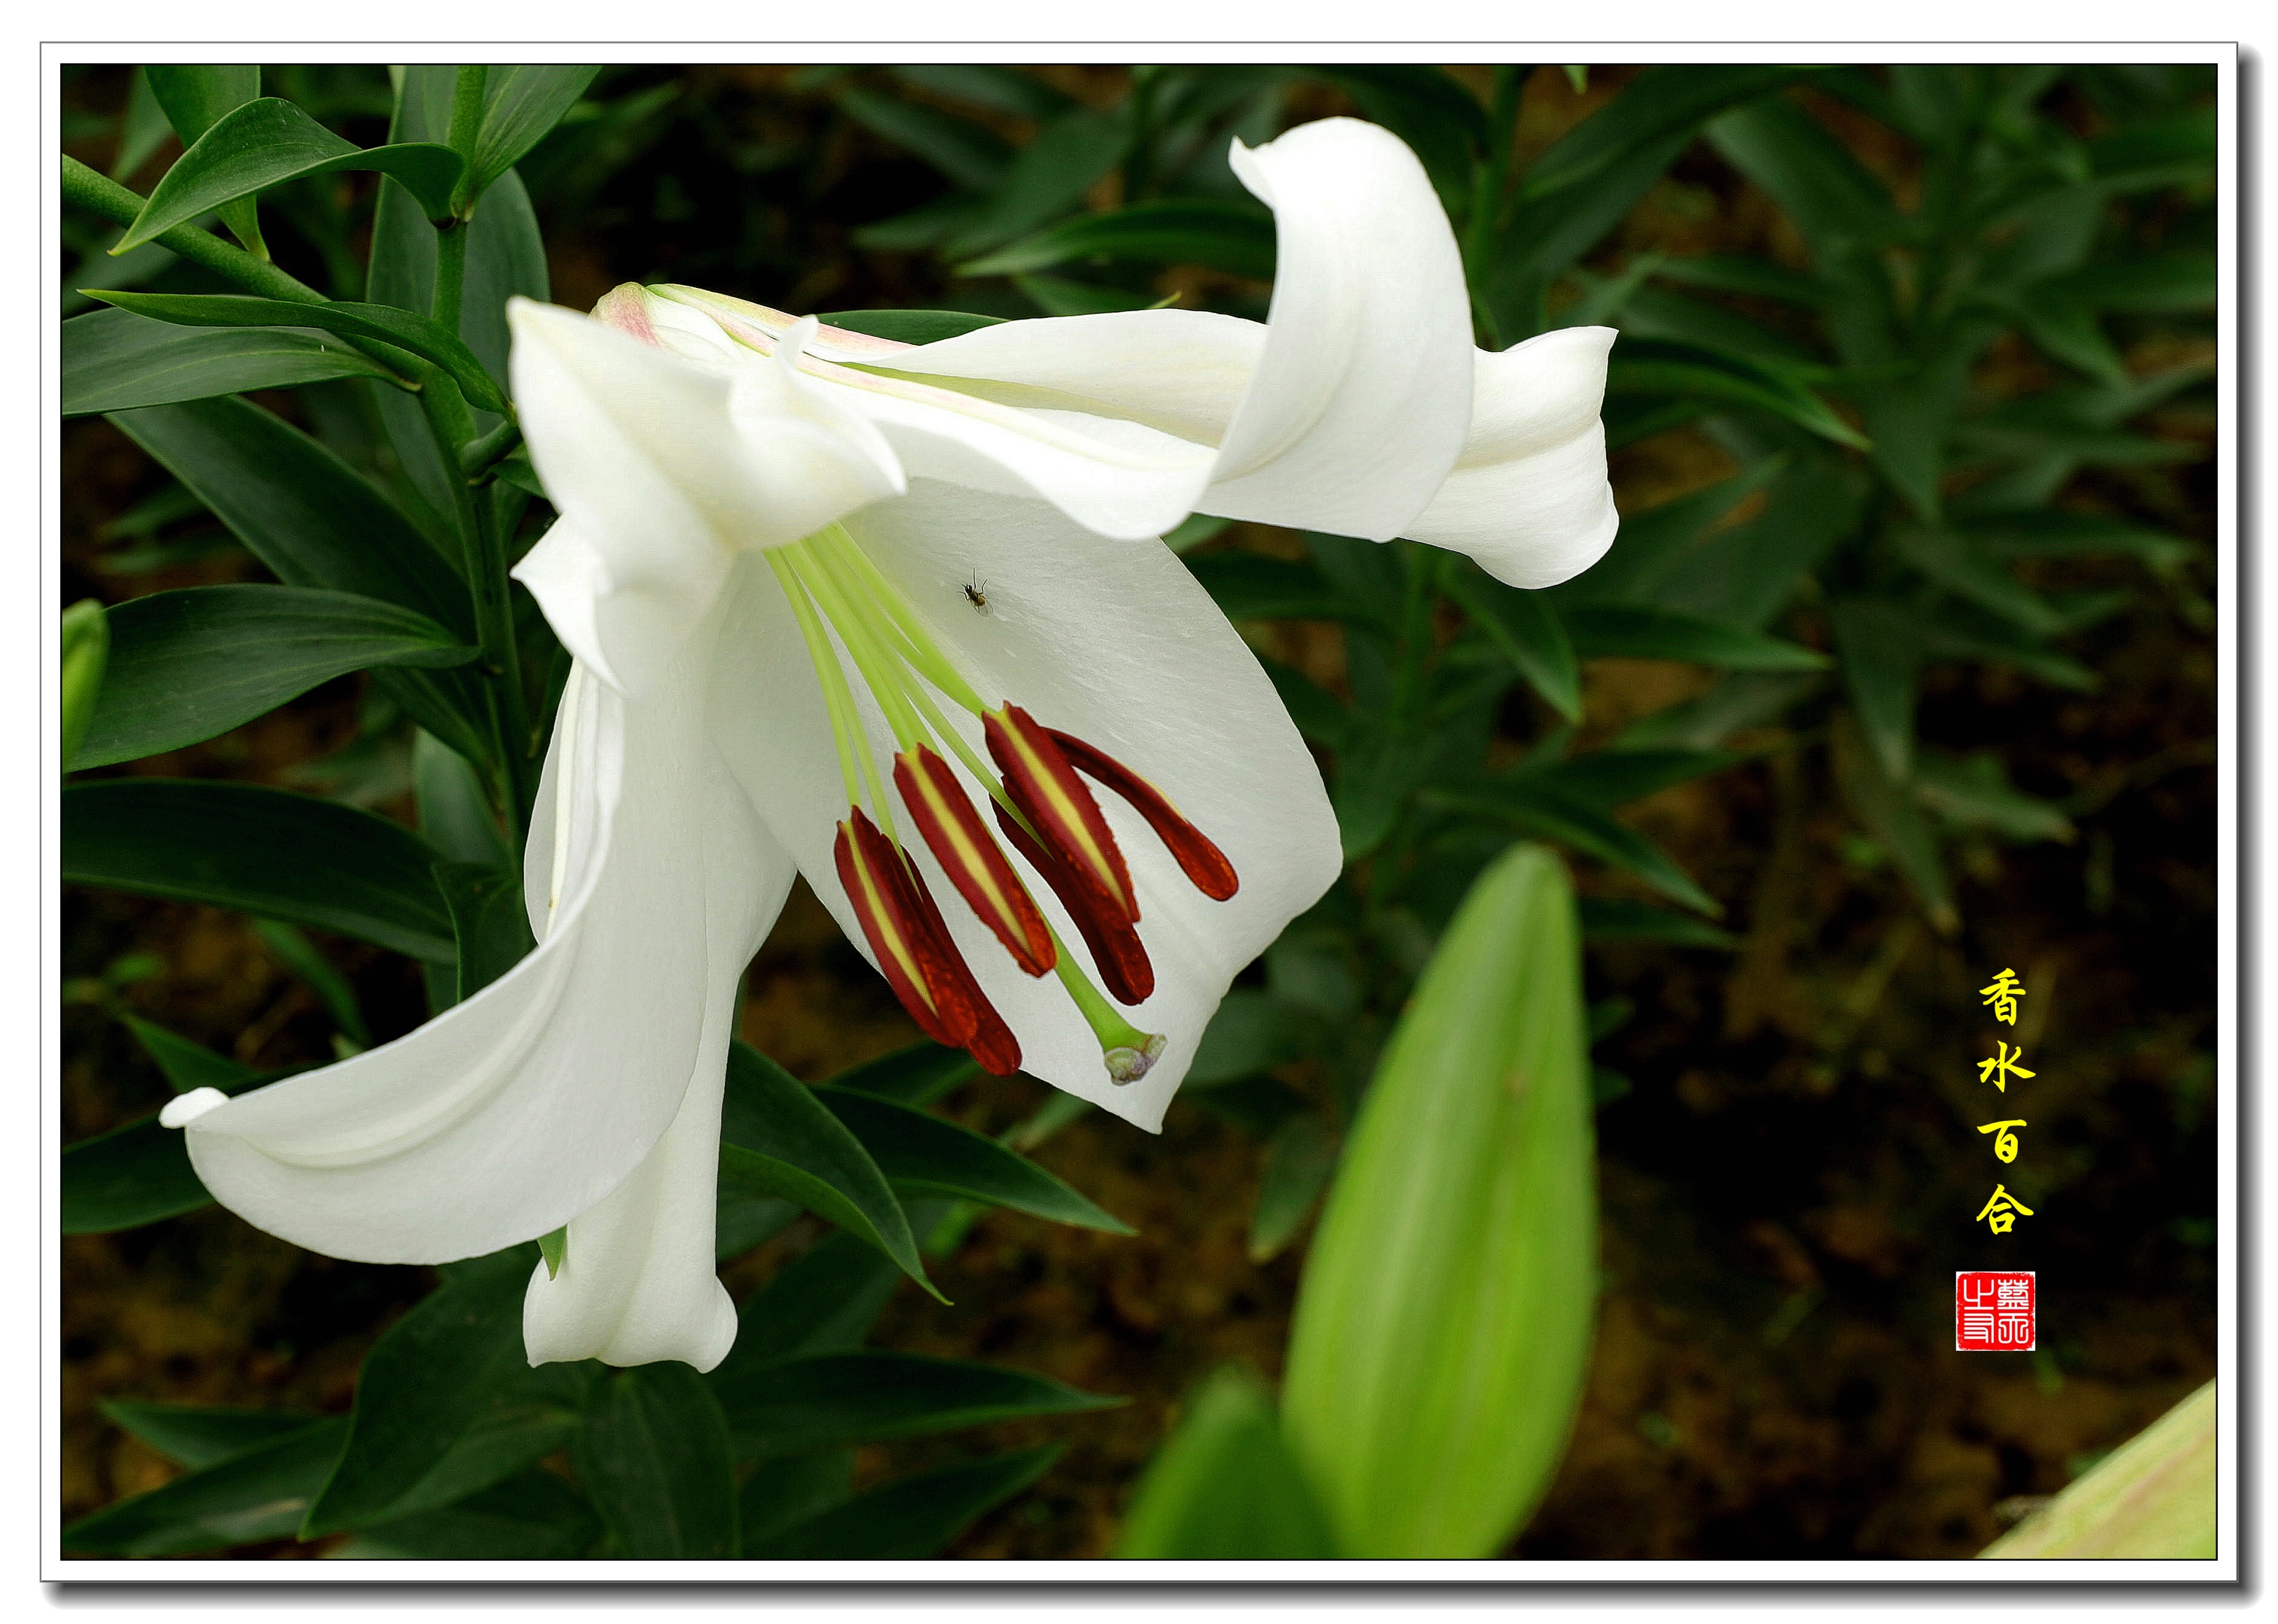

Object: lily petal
[876,117,1473,544]
[704,483,1342,1132]
[1402,326,1620,587]
[178,626,791,1266]
[520,750,786,1372]
[508,301,901,694]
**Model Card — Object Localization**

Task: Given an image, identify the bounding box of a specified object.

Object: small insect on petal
[1049,728,1240,901]
[895,747,1055,977]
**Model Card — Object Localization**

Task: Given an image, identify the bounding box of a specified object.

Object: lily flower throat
[757,523,1239,1086]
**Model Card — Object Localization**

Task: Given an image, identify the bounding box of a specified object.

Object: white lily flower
[168,117,1618,1371]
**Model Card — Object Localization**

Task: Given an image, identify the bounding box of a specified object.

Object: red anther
[895,835,1022,1077]
[894,747,1055,977]
[835,810,1020,1074]
[984,704,1137,924]
[1047,729,1240,901]
[995,804,1156,1006]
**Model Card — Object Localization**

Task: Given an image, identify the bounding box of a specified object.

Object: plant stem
[64,156,324,307]
[458,417,524,478]
[432,219,469,334]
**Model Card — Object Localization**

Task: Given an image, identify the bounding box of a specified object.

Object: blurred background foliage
[61,60,2216,1559]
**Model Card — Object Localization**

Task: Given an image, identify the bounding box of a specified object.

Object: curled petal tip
[160,1087,229,1129]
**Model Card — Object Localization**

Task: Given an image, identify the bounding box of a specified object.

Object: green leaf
[1442,568,1581,722]
[1517,747,1745,809]
[1981,1380,2215,1559]
[62,308,398,417]
[303,1247,551,1535]
[118,98,462,250]
[1182,551,1359,624]
[1259,657,1350,750]
[1113,1365,1339,1558]
[1577,898,1738,949]
[101,1401,321,1471]
[1557,455,1787,607]
[1615,672,1822,750]
[433,860,536,1003]
[1562,604,1830,671]
[72,585,474,770]
[1440,776,1717,914]
[1607,339,1868,450]
[1706,94,1907,263]
[959,198,1276,280]
[1831,712,1955,931]
[819,308,1004,344]
[333,1468,601,1559]
[1189,990,1313,1088]
[835,85,1012,189]
[111,68,176,183]
[718,1041,934,1294]
[708,1232,905,1396]
[144,65,265,253]
[1913,750,2076,843]
[89,290,507,414]
[108,396,486,762]
[1283,844,1596,1558]
[123,1014,258,1093]
[1828,599,1922,780]
[1013,274,1165,316]
[574,1364,741,1559]
[1652,253,1831,308]
[63,1116,213,1233]
[413,728,510,868]
[2044,251,2218,314]
[714,1350,1119,1461]
[1495,66,1817,304]
[1652,451,1869,630]
[743,1447,1059,1559]
[739,1453,855,1550]
[61,1417,349,1554]
[59,599,108,774]
[1890,526,2067,637]
[1249,1113,1339,1263]
[816,1086,1131,1234]
[944,105,1132,257]
[466,65,601,197]
[63,779,455,962]
[890,64,1074,120]
[253,920,370,1048]
[823,1040,979,1107]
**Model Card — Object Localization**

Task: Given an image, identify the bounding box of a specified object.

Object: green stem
[459,418,524,479]
[432,220,470,334]
[418,374,529,838]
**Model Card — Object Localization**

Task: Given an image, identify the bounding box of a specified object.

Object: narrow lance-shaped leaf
[574,1364,740,1559]
[718,1041,937,1296]
[87,290,510,414]
[117,98,462,251]
[62,779,457,962]
[62,308,403,417]
[101,1401,322,1471]
[1442,570,1581,723]
[712,1350,1121,1461]
[1282,844,1598,1558]
[466,65,601,198]
[144,65,265,254]
[61,1418,350,1556]
[71,585,474,771]
[744,1447,1060,1559]
[815,1086,1132,1234]
[1980,1380,2216,1559]
[959,198,1277,280]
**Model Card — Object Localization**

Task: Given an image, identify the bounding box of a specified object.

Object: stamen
[895,746,1055,977]
[766,548,888,831]
[986,705,1137,923]
[995,804,1156,1006]
[1047,729,1240,901]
